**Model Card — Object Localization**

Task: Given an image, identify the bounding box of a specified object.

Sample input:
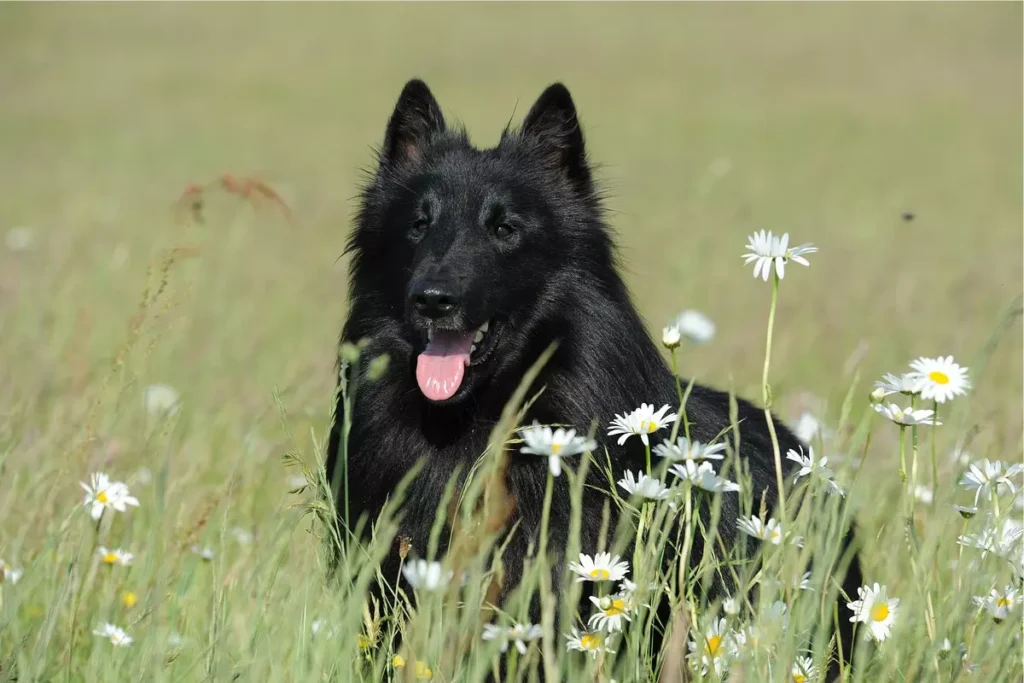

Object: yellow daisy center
[589,568,611,580]
[393,655,407,668]
[793,673,807,683]
[111,633,125,644]
[770,529,781,542]
[928,370,950,385]
[580,634,601,649]
[642,420,657,433]
[603,599,627,616]
[96,490,109,504]
[551,443,562,455]
[706,634,723,657]
[103,552,118,564]
[997,597,1012,608]
[870,602,889,622]
[121,591,138,608]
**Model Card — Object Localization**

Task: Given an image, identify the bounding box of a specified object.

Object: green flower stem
[538,468,558,683]
[762,273,787,522]
[679,484,695,597]
[645,441,652,477]
[898,425,908,486]
[634,501,650,588]
[910,395,919,517]
[930,399,940,505]
[670,349,692,443]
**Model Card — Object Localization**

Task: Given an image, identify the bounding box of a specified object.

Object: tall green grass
[0,235,1020,683]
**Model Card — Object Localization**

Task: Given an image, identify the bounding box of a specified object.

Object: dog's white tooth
[480,321,489,333]
[470,344,477,354]
[474,330,484,343]
[427,329,433,341]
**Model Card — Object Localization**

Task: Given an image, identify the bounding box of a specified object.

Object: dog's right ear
[379,79,445,171]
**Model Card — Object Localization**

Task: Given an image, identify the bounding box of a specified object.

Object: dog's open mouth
[415,320,497,401]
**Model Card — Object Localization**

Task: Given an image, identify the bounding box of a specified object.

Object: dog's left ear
[521,83,591,190]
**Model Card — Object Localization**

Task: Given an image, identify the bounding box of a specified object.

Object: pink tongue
[416,329,475,401]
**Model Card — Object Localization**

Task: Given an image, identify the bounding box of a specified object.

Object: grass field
[0,4,1021,682]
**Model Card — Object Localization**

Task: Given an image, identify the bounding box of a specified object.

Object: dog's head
[348,80,610,405]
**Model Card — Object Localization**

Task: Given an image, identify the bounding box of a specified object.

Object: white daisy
[617,470,671,501]
[742,230,817,281]
[93,622,133,647]
[482,622,543,655]
[588,593,632,633]
[873,402,940,427]
[795,571,814,591]
[913,485,934,505]
[958,517,1023,564]
[873,372,922,398]
[565,627,615,657]
[722,596,740,616]
[310,619,335,638]
[973,585,1019,622]
[731,625,762,656]
[653,436,726,462]
[791,655,819,683]
[402,559,453,592]
[960,459,1023,504]
[98,547,134,566]
[662,325,681,349]
[847,583,899,642]
[5,226,35,252]
[568,552,630,583]
[80,473,139,520]
[231,527,254,545]
[190,545,214,561]
[687,617,732,676]
[737,516,784,545]
[793,412,823,444]
[0,558,23,584]
[909,356,970,404]
[673,310,716,344]
[669,460,740,493]
[949,446,973,466]
[143,384,181,417]
[952,504,978,519]
[760,600,790,630]
[607,404,676,447]
[519,422,596,477]
[786,446,843,495]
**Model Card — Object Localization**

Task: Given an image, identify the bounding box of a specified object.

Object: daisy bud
[869,387,886,404]
[367,353,390,381]
[662,325,681,349]
[340,342,361,364]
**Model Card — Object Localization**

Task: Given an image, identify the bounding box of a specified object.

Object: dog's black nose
[411,285,458,319]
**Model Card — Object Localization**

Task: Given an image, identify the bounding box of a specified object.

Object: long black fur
[326,79,861,673]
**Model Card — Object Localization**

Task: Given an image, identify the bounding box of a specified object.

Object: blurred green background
[0,2,1021,479]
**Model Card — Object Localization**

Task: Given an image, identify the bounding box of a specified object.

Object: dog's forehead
[423,144,534,200]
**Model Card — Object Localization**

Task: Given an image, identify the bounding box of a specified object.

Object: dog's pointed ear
[380,79,445,171]
[521,83,590,189]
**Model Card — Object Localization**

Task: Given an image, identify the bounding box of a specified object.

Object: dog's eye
[494,223,514,240]
[408,219,428,242]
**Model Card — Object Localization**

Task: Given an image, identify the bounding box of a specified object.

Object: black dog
[326,79,860,668]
